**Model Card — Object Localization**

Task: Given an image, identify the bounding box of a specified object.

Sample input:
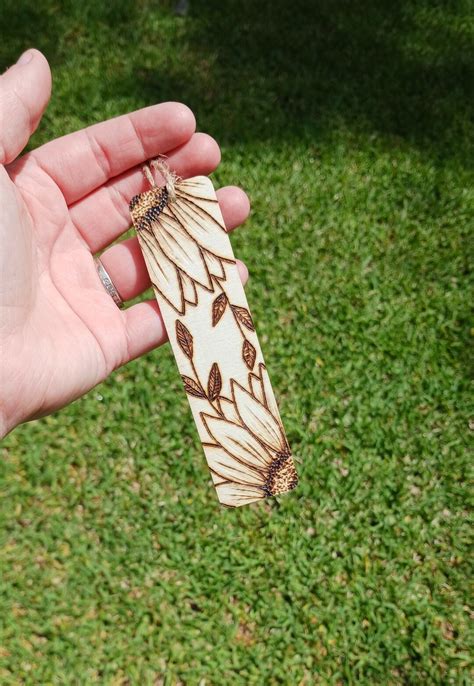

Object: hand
[0,50,250,437]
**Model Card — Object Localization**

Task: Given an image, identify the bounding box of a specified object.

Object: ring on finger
[94,257,124,309]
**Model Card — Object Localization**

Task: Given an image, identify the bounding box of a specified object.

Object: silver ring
[95,258,124,309]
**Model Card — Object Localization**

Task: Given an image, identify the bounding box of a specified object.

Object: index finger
[21,102,196,204]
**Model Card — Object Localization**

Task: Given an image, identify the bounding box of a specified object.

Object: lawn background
[0,1,473,684]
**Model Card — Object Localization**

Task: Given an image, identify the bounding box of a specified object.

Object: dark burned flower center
[129,186,169,231]
[264,453,299,497]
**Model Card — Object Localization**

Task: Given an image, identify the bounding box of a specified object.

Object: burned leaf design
[207,363,222,401]
[182,375,206,398]
[176,320,193,359]
[231,305,255,331]
[212,293,228,326]
[243,339,257,370]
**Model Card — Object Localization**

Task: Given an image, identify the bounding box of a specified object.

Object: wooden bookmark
[129,161,298,507]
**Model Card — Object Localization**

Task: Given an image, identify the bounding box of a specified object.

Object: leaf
[212,293,228,326]
[207,362,222,401]
[243,340,256,369]
[176,320,193,358]
[231,305,255,331]
[182,375,205,398]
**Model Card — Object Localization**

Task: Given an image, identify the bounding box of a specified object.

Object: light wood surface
[130,174,298,507]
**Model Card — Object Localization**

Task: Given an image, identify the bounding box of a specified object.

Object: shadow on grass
[1,1,472,165]
[130,0,473,162]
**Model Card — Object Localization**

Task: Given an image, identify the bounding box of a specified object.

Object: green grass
[1,1,473,683]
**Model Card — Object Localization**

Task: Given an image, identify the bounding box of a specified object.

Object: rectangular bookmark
[129,160,298,507]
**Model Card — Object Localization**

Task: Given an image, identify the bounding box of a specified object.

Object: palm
[0,51,249,435]
[3,163,127,418]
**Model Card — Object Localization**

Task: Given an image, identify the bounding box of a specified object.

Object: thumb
[0,49,52,165]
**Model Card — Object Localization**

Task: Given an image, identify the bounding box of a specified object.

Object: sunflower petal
[219,398,241,424]
[177,176,219,198]
[232,380,286,453]
[170,197,234,260]
[259,363,280,419]
[206,445,266,486]
[179,270,198,305]
[249,372,265,404]
[201,414,272,469]
[176,176,230,229]
[138,230,184,313]
[209,470,226,486]
[203,251,227,279]
[153,210,212,288]
[215,482,265,507]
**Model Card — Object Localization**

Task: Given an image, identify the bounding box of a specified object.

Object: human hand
[0,49,250,437]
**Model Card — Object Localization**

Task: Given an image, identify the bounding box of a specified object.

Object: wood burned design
[130,179,235,315]
[129,170,298,507]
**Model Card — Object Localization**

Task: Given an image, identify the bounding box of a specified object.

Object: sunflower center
[129,186,169,231]
[264,453,299,497]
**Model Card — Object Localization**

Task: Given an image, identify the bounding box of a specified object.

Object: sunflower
[201,364,298,507]
[130,176,235,315]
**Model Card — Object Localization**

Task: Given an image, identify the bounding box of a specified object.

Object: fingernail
[17,50,34,66]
